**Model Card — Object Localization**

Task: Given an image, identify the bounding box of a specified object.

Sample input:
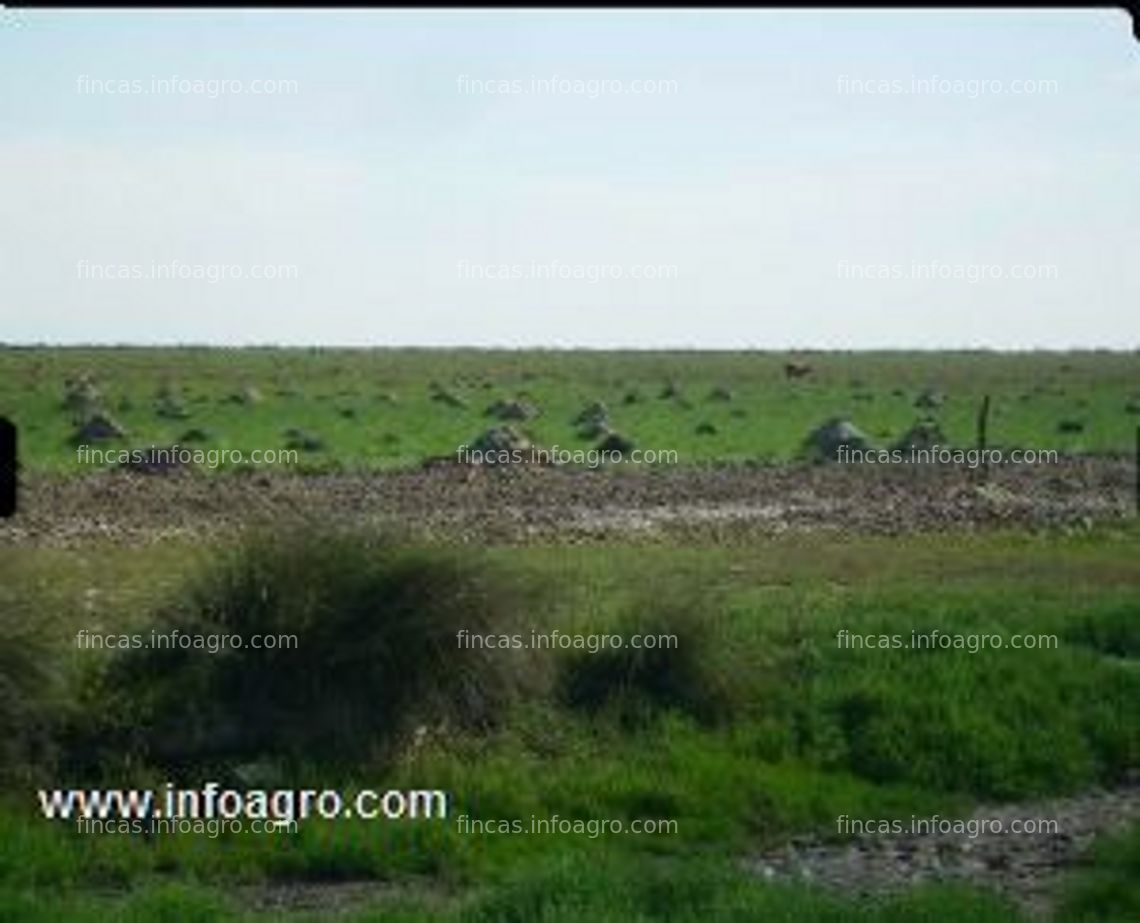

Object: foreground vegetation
[1,524,1137,920]
[2,347,1137,471]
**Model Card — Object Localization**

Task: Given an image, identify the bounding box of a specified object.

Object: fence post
[976,395,990,482]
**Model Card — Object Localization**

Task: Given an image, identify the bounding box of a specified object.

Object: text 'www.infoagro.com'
[38,784,448,836]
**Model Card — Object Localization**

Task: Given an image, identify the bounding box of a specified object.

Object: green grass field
[1,527,1137,920]
[2,346,1137,919]
[2,348,1138,471]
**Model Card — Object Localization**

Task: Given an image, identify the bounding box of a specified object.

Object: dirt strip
[1,457,1133,547]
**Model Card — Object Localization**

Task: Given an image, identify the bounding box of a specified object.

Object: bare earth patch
[2,457,1132,547]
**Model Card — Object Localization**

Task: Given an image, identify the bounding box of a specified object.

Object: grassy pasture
[1,348,1137,471]
[0,526,1137,920]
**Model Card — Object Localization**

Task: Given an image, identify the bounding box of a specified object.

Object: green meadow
[1,348,1137,471]
[1,526,1137,921]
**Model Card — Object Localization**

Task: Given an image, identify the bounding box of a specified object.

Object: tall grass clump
[558,593,751,726]
[0,578,70,780]
[93,522,544,770]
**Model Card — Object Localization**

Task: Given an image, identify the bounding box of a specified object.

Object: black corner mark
[0,418,15,518]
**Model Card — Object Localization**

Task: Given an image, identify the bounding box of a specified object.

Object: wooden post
[976,395,990,481]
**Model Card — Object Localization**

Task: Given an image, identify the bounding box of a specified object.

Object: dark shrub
[98,524,542,769]
[559,595,744,726]
[0,581,69,779]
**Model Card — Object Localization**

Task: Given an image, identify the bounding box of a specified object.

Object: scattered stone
[597,432,635,457]
[61,376,102,418]
[155,384,189,420]
[430,384,467,409]
[573,401,609,427]
[914,389,945,411]
[745,783,1140,919]
[485,399,540,422]
[71,413,126,444]
[462,426,536,463]
[225,385,262,406]
[893,419,947,452]
[120,446,191,475]
[577,419,611,440]
[803,417,872,461]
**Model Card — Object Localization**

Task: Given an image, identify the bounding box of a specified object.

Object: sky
[0,8,1137,348]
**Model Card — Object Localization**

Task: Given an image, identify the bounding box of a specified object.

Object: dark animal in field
[659,379,682,399]
[1057,419,1084,434]
[784,363,812,380]
[708,385,733,402]
[695,421,718,436]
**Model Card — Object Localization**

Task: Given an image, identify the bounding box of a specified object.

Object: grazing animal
[784,362,812,380]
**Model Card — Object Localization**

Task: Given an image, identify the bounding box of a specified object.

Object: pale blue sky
[1,9,1136,347]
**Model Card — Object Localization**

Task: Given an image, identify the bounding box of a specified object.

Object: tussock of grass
[88,524,545,771]
[1055,824,1140,922]
[558,594,749,726]
[0,581,71,781]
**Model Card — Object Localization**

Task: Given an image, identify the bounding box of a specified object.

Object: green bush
[558,594,747,726]
[0,580,69,780]
[94,523,544,770]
